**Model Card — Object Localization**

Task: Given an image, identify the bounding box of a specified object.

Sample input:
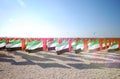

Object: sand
[0,50,120,79]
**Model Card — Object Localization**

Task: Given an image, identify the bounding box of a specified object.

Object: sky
[0,0,120,38]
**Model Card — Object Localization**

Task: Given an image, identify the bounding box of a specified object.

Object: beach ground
[0,50,120,79]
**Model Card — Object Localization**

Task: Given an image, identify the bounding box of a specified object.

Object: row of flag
[0,38,119,54]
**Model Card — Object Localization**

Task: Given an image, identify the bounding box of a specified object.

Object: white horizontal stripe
[56,44,69,51]
[26,42,43,50]
[73,44,84,50]
[88,42,91,46]
[47,42,58,47]
[108,44,118,50]
[88,44,99,50]
[11,43,22,48]
[72,41,76,46]
[6,43,21,48]
[0,43,6,48]
[6,44,13,48]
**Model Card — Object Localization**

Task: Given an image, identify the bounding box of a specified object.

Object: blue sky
[0,0,120,38]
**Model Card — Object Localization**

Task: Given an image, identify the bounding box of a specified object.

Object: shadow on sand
[67,62,120,69]
[67,63,105,69]
[0,51,120,69]
[0,53,14,58]
[36,52,81,62]
[0,51,70,69]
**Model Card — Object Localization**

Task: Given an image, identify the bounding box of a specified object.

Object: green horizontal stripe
[0,40,6,43]
[8,40,22,44]
[56,40,68,47]
[27,40,42,46]
[73,40,83,47]
[90,40,99,46]
[48,39,58,44]
[110,42,118,47]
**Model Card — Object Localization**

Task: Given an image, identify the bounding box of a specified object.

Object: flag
[0,39,6,48]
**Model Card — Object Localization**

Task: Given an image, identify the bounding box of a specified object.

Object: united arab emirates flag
[72,40,84,53]
[108,42,119,52]
[6,39,22,50]
[55,40,69,55]
[71,40,76,46]
[26,40,43,52]
[88,40,100,51]
[47,39,58,50]
[0,39,6,49]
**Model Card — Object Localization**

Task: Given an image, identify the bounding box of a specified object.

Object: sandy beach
[0,50,120,79]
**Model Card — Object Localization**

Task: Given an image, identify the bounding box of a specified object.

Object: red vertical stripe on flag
[83,39,88,52]
[22,39,25,50]
[69,39,72,52]
[99,38,103,51]
[43,39,47,51]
